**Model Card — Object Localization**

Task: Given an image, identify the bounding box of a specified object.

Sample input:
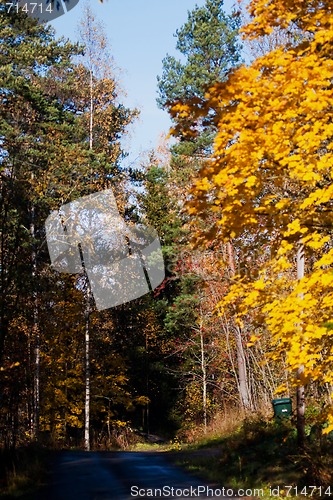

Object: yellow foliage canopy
[179,0,333,431]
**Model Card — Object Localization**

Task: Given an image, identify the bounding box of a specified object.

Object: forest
[0,0,333,487]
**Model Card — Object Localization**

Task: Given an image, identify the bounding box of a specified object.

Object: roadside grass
[1,414,332,498]
[0,445,51,499]
[130,441,165,452]
[165,415,333,499]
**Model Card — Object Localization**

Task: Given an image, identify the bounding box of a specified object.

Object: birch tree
[76,4,136,450]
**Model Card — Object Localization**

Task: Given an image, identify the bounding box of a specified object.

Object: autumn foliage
[170,0,333,432]
[1,0,333,464]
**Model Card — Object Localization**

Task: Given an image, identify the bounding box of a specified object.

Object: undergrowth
[167,414,333,499]
[0,444,51,499]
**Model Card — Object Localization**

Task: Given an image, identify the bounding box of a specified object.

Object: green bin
[272,398,292,417]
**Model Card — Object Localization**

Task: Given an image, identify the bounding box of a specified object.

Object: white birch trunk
[84,285,91,451]
[200,328,207,433]
[30,174,40,439]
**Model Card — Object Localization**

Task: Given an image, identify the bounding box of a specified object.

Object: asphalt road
[37,450,225,500]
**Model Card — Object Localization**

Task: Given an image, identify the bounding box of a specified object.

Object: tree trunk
[30,188,40,440]
[227,242,252,411]
[296,243,306,448]
[78,242,91,451]
[296,373,306,447]
[83,64,94,452]
[235,325,251,410]
[89,69,93,151]
[200,329,207,433]
[84,284,91,451]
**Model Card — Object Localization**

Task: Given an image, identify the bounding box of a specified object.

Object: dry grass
[166,413,333,498]
[0,445,50,499]
[178,407,247,444]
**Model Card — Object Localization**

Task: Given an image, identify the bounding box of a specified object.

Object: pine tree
[0,4,92,444]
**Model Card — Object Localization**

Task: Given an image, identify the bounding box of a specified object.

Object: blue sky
[50,0,236,166]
